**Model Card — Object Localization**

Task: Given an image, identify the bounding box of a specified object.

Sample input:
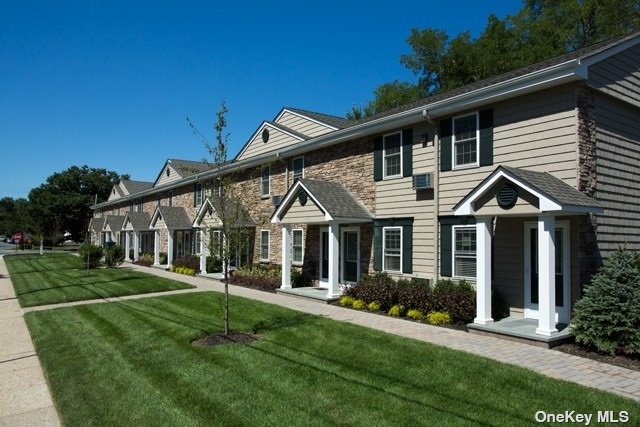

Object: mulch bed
[553,343,640,372]
[191,333,261,347]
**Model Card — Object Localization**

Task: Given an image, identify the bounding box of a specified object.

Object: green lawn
[5,254,194,307]
[25,292,636,426]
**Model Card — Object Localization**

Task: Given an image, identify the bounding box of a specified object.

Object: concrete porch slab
[467,317,574,348]
[276,287,339,304]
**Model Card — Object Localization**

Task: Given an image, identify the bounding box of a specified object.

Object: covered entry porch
[454,166,603,338]
[271,179,373,299]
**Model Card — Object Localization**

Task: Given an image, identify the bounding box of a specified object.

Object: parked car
[0,236,7,243]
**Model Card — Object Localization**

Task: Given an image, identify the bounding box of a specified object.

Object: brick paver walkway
[6,259,640,415]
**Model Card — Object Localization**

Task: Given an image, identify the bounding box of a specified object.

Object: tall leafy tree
[350,0,640,118]
[27,165,121,242]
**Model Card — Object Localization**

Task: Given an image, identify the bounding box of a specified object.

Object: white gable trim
[149,206,165,229]
[454,170,562,216]
[275,108,339,131]
[192,198,214,227]
[271,180,332,223]
[236,121,306,161]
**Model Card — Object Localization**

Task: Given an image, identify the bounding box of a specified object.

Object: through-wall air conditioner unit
[272,195,282,206]
[412,173,433,190]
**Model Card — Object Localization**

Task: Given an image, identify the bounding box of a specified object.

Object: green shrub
[173,255,200,272]
[572,248,640,355]
[159,252,168,265]
[339,296,355,307]
[432,279,476,324]
[292,269,312,288]
[352,299,367,310]
[206,256,222,273]
[133,253,153,267]
[367,301,381,312]
[427,311,452,326]
[79,243,103,269]
[104,244,125,268]
[169,265,175,272]
[344,272,398,311]
[397,279,432,314]
[407,309,423,320]
[388,304,406,317]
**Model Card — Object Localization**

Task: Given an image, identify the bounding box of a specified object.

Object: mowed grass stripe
[26,292,636,426]
[5,254,194,307]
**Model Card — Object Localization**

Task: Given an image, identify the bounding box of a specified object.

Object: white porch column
[124,232,131,262]
[474,217,493,325]
[327,222,340,298]
[167,230,174,267]
[536,214,557,336]
[281,225,292,289]
[153,230,160,266]
[199,229,207,274]
[133,232,140,261]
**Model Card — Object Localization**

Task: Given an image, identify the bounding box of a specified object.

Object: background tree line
[347,0,640,119]
[0,166,127,244]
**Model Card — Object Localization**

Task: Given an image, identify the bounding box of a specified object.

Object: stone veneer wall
[575,85,601,292]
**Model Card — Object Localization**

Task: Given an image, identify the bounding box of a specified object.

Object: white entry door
[523,221,571,324]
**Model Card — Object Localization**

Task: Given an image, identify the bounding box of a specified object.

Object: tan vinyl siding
[493,217,526,314]
[595,93,640,253]
[589,44,640,108]
[276,111,335,137]
[438,84,578,213]
[281,198,325,224]
[237,125,303,161]
[155,165,182,187]
[154,217,167,229]
[375,122,436,279]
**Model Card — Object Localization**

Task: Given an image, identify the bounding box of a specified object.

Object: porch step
[276,287,339,304]
[467,318,574,348]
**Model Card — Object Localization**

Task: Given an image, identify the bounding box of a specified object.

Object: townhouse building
[91,33,640,340]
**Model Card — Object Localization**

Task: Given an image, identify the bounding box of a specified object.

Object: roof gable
[234,121,307,162]
[149,205,193,229]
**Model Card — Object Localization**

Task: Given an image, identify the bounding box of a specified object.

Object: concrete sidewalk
[0,256,60,426]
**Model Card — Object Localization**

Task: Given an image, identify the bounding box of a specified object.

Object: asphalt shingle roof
[89,217,105,233]
[124,211,151,231]
[501,166,601,208]
[105,215,125,232]
[297,179,372,220]
[208,195,256,228]
[156,206,193,229]
[285,107,352,129]
[168,159,215,178]
[122,180,153,194]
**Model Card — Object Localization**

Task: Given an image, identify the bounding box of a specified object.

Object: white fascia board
[275,108,339,131]
[271,181,331,223]
[192,199,212,227]
[149,207,162,229]
[576,35,640,77]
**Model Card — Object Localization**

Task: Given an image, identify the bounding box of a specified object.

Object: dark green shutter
[402,128,413,177]
[402,223,413,274]
[193,184,197,207]
[440,223,452,277]
[373,224,382,270]
[440,118,452,172]
[373,136,383,181]
[479,108,494,166]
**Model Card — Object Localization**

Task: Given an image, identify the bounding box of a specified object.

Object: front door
[524,221,570,324]
[341,229,360,283]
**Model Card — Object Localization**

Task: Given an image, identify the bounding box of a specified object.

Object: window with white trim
[453,113,479,168]
[292,229,303,264]
[194,183,203,207]
[292,157,304,182]
[453,226,476,278]
[261,167,270,197]
[260,230,270,261]
[383,132,402,178]
[383,227,402,272]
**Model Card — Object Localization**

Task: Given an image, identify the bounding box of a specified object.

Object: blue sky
[1,1,521,198]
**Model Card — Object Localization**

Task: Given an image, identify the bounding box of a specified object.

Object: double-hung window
[383,227,402,272]
[260,230,270,261]
[292,157,304,182]
[453,113,479,168]
[383,132,402,178]
[261,167,270,197]
[292,229,303,264]
[194,183,203,207]
[453,226,476,278]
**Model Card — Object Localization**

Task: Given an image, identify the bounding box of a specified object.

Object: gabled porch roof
[122,211,151,231]
[271,179,373,224]
[102,215,125,233]
[88,217,105,234]
[192,196,255,228]
[149,206,192,230]
[453,166,603,216]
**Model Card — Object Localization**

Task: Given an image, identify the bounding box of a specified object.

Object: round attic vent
[262,128,270,143]
[496,184,518,210]
[298,191,308,206]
